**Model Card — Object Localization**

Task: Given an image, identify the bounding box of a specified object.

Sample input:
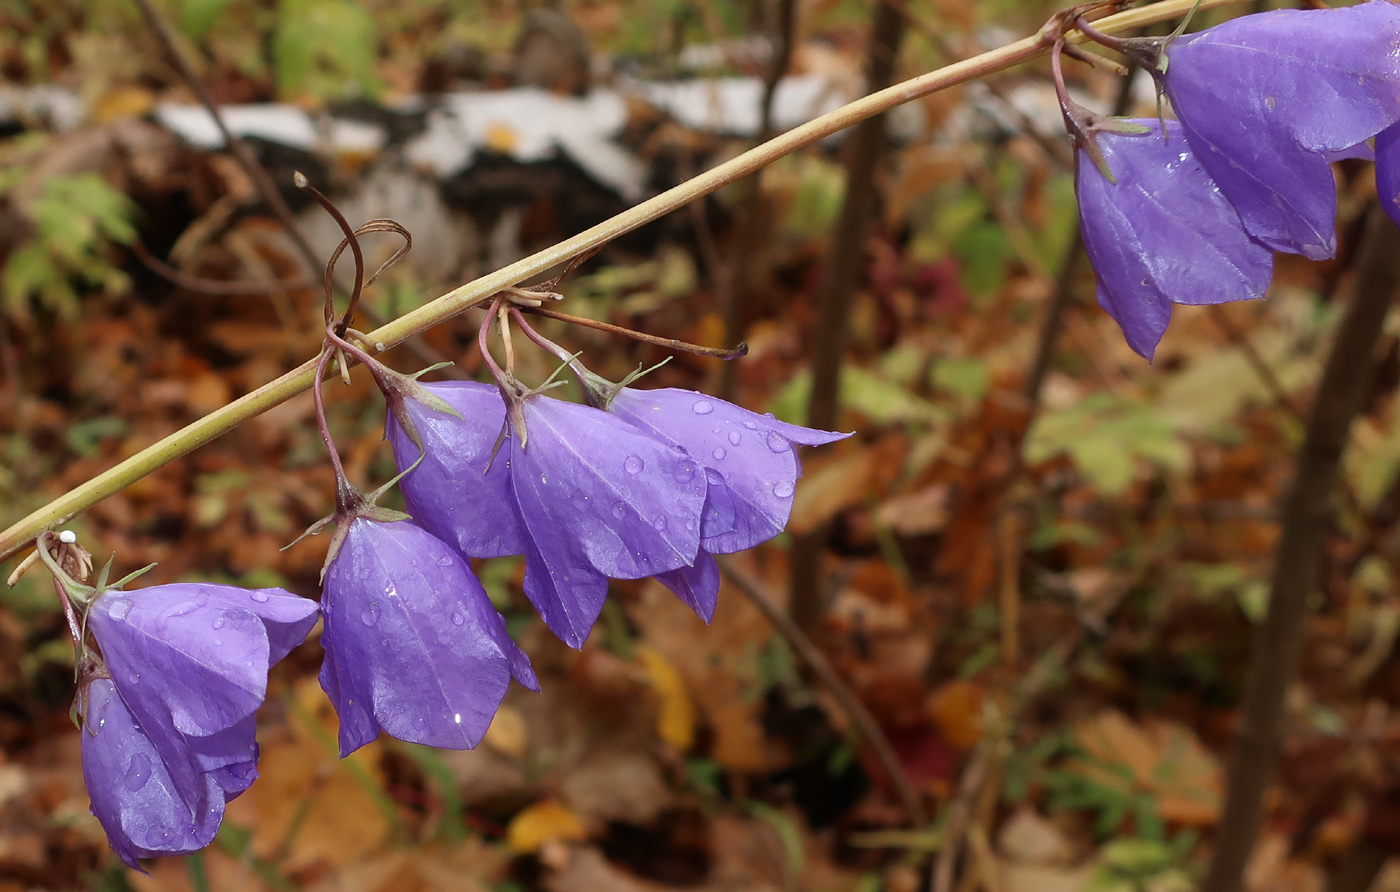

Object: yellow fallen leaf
[506,800,588,854]
[93,86,154,123]
[485,122,517,155]
[484,704,528,759]
[637,645,696,751]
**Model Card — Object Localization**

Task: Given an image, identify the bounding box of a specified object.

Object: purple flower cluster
[77,582,317,867]
[385,379,846,646]
[1071,2,1400,359]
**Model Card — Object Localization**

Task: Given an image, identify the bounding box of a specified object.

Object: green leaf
[274,0,381,101]
[178,0,234,40]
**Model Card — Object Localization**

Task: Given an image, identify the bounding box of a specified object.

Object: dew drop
[123,753,152,791]
[245,660,253,667]
[727,430,742,447]
[214,638,224,647]
[654,517,668,531]
[249,590,269,603]
[686,518,697,531]
[451,612,465,626]
[360,602,380,626]
[612,502,627,519]
[668,443,687,455]
[453,713,462,724]
[712,447,727,460]
[128,672,140,685]
[692,400,714,415]
[436,554,454,567]
[674,464,695,483]
[541,474,549,485]
[106,598,133,621]
[384,584,399,597]
[742,421,757,430]
[766,431,789,453]
[1264,95,1277,110]
[212,616,226,630]
[624,455,644,474]
[773,481,795,498]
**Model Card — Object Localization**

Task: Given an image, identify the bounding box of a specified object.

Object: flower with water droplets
[1074,118,1274,359]
[68,574,317,869]
[318,515,539,755]
[387,380,708,646]
[599,386,849,620]
[1113,1,1400,260]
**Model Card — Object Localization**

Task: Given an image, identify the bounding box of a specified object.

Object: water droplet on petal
[612,502,627,519]
[123,753,152,791]
[654,517,667,531]
[705,468,725,485]
[674,464,695,483]
[624,455,644,474]
[712,447,726,460]
[361,602,380,626]
[692,400,714,415]
[214,638,224,647]
[384,584,399,597]
[773,481,795,498]
[212,616,226,630]
[541,474,549,485]
[128,672,140,685]
[451,612,465,626]
[454,713,462,724]
[728,430,742,447]
[766,431,789,453]
[249,590,269,603]
[436,554,454,567]
[742,421,757,430]
[668,444,687,455]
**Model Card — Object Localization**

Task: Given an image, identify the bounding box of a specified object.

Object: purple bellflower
[1075,118,1274,360]
[1376,122,1400,231]
[79,582,317,868]
[600,386,849,621]
[387,381,708,646]
[1140,2,1400,260]
[319,516,539,756]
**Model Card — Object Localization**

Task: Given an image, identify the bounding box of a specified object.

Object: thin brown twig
[514,305,748,359]
[1204,206,1400,892]
[717,558,928,829]
[131,240,318,295]
[132,0,461,377]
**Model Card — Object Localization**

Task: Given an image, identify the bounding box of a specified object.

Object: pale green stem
[0,0,1243,564]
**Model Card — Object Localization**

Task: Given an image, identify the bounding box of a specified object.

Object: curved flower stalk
[319,515,539,756]
[387,380,708,645]
[1074,118,1274,359]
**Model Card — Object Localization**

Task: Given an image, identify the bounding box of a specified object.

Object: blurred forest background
[3,0,1400,890]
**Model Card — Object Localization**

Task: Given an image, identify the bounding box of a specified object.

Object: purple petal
[1166,2,1400,258]
[389,381,526,559]
[507,395,707,644]
[1077,119,1273,360]
[607,388,849,554]
[1377,123,1400,230]
[80,679,225,870]
[654,550,720,623]
[88,586,272,738]
[320,518,535,756]
[233,587,319,665]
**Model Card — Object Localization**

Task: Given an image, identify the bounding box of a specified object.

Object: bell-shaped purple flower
[602,387,848,620]
[77,582,316,869]
[1376,122,1400,231]
[1076,118,1274,360]
[1157,1,1400,259]
[80,677,227,869]
[319,516,539,756]
[85,583,319,813]
[388,382,708,646]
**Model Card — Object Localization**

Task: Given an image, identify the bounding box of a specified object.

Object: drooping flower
[1075,118,1274,359]
[85,583,319,814]
[319,516,539,756]
[79,675,226,869]
[601,387,849,620]
[387,381,708,646]
[1152,1,1400,259]
[1376,122,1400,230]
[79,582,318,869]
